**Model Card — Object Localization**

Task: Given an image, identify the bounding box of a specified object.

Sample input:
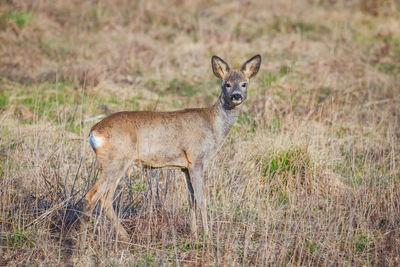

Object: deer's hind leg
[79,154,132,249]
[100,171,130,240]
[79,174,108,249]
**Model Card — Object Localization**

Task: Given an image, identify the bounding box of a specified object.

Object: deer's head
[212,55,261,109]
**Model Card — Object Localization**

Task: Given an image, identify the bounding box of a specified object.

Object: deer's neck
[212,95,241,141]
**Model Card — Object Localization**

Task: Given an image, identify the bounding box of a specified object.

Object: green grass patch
[171,99,184,109]
[13,82,73,121]
[304,240,318,253]
[261,73,277,88]
[392,38,400,61]
[5,228,35,249]
[279,65,291,77]
[269,16,330,38]
[1,81,112,134]
[260,65,292,89]
[257,146,313,205]
[131,181,148,192]
[355,233,372,253]
[0,11,33,29]
[246,26,265,40]
[333,143,391,186]
[258,147,311,178]
[0,91,10,109]
[237,110,257,133]
[165,78,199,98]
[378,63,400,74]
[266,111,281,132]
[40,37,71,59]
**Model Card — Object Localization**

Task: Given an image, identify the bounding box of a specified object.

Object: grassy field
[1,0,399,265]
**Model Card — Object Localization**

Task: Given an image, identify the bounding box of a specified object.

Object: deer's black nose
[231,94,242,101]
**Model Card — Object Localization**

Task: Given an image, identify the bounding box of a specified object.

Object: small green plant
[279,65,291,77]
[1,11,33,29]
[259,147,311,177]
[257,147,313,206]
[144,254,155,264]
[304,240,317,253]
[6,228,35,248]
[262,73,277,87]
[131,181,148,192]
[0,91,9,109]
[355,234,372,253]
[378,63,400,74]
[165,78,199,97]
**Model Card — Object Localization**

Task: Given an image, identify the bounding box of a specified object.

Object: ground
[0,0,400,265]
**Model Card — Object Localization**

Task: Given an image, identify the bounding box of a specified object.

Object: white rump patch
[88,131,103,149]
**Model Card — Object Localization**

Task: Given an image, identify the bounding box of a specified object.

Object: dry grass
[1,0,400,265]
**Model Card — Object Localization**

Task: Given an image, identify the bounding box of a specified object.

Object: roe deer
[79,55,261,245]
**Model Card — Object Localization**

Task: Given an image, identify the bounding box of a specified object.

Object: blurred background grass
[0,0,399,265]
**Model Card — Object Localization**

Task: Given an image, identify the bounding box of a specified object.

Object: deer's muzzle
[231,93,243,104]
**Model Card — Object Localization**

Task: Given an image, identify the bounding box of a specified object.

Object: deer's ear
[212,56,230,79]
[241,55,261,79]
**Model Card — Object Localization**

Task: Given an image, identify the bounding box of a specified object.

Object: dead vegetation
[0,0,399,265]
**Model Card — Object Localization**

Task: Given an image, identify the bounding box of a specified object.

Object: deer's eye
[241,83,247,88]
[225,83,231,88]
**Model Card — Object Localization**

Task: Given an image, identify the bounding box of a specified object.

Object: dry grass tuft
[1,0,399,265]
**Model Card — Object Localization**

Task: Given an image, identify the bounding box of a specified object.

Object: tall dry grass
[1,0,399,265]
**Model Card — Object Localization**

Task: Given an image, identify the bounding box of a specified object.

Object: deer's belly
[135,145,189,168]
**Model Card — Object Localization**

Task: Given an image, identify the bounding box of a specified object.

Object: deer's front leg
[183,169,198,235]
[189,164,209,235]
